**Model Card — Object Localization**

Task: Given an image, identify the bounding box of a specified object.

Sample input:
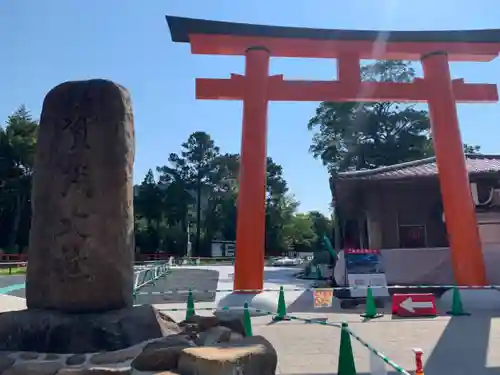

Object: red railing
[135,253,173,262]
[0,254,28,263]
[0,253,169,263]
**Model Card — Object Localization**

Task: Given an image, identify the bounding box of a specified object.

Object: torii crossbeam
[166,16,500,291]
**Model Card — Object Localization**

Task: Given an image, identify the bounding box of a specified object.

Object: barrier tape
[135,283,499,295]
[160,306,224,313]
[159,305,406,373]
[159,306,339,326]
[160,306,344,327]
[345,326,410,375]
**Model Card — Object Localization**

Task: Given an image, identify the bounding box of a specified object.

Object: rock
[66,354,87,366]
[158,313,182,334]
[90,344,143,365]
[178,335,277,375]
[132,346,188,372]
[182,315,219,332]
[196,326,232,346]
[26,79,135,312]
[158,312,177,324]
[3,361,63,375]
[0,355,15,372]
[229,332,244,342]
[143,334,195,351]
[0,305,169,353]
[217,316,247,337]
[160,320,182,334]
[181,324,200,342]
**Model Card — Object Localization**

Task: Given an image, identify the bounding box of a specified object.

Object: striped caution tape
[281,314,341,327]
[159,305,407,374]
[160,306,220,312]
[344,325,411,375]
[136,284,500,295]
[159,306,276,317]
[159,306,343,326]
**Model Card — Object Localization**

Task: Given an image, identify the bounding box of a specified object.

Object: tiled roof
[335,154,500,181]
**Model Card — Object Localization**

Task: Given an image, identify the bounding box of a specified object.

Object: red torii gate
[166,16,500,291]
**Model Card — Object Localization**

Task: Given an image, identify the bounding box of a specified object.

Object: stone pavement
[254,312,500,375]
[147,266,500,374]
[3,291,499,374]
[4,263,500,374]
[162,300,500,375]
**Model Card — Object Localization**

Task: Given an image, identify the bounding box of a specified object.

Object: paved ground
[0,275,25,297]
[148,266,500,375]
[135,268,219,305]
[248,310,500,375]
[3,266,500,374]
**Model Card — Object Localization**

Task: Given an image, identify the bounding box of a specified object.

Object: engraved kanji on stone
[63,116,91,151]
[56,218,90,280]
[60,160,90,197]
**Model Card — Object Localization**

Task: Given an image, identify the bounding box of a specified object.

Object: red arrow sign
[392,293,437,317]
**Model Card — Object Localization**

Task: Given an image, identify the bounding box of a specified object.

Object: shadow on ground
[425,314,500,374]
[134,268,219,305]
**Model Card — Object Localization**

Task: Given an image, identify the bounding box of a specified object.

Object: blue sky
[1,0,499,214]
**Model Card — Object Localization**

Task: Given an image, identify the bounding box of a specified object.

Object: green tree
[134,169,165,252]
[463,144,481,154]
[204,153,239,242]
[308,61,432,172]
[282,213,317,252]
[0,105,38,251]
[423,139,482,156]
[154,165,194,256]
[157,131,220,256]
[264,157,298,253]
[308,210,333,250]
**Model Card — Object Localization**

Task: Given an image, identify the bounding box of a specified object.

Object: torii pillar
[166,16,500,310]
[234,47,270,291]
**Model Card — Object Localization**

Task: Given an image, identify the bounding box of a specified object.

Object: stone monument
[26,79,135,312]
[0,80,168,353]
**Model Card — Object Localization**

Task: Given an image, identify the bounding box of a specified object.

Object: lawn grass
[0,266,26,275]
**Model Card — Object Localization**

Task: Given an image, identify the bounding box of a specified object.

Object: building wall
[363,179,448,249]
[334,173,500,250]
[361,176,500,249]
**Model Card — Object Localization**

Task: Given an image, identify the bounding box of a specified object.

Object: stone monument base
[0,311,278,375]
[0,305,173,353]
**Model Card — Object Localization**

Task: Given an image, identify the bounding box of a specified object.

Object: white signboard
[345,249,389,298]
[347,273,389,298]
